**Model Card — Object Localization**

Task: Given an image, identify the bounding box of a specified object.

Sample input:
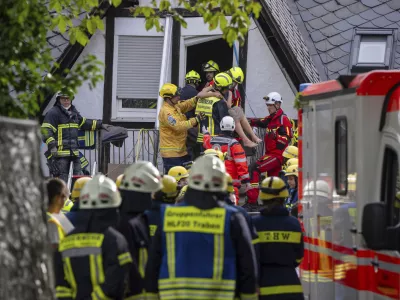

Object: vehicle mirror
[362,203,391,250]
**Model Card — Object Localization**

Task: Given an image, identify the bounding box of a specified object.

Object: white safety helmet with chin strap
[220,116,235,131]
[79,174,121,209]
[303,180,330,198]
[264,92,282,105]
[120,161,163,193]
[188,155,227,192]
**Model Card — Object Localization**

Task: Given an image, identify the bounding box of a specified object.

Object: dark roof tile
[334,7,353,19]
[338,54,351,65]
[315,40,337,51]
[340,29,354,40]
[385,11,400,22]
[359,9,381,20]
[371,16,394,27]
[310,30,326,42]
[326,60,347,72]
[337,0,358,5]
[332,20,354,31]
[395,57,400,65]
[358,21,376,28]
[327,46,348,59]
[319,24,342,37]
[300,10,317,22]
[328,33,349,46]
[372,3,393,15]
[319,52,336,63]
[339,41,352,53]
[347,14,368,26]
[296,0,319,9]
[314,0,331,3]
[360,0,384,7]
[322,0,343,12]
[347,2,370,14]
[309,5,330,17]
[338,66,350,75]
[387,0,400,10]
[321,12,342,24]
[308,17,329,30]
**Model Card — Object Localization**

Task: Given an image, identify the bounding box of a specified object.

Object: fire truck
[297,70,400,300]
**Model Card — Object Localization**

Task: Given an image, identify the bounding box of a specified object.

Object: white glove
[202,126,209,134]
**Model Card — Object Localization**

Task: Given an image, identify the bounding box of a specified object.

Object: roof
[264,0,400,81]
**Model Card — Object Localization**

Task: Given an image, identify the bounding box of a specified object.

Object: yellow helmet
[185,70,201,82]
[226,173,234,193]
[259,176,289,201]
[228,67,244,84]
[204,149,225,161]
[71,177,92,200]
[214,72,233,89]
[348,173,356,192]
[202,60,220,72]
[116,174,124,188]
[159,83,180,98]
[284,164,298,177]
[160,175,178,199]
[61,198,74,213]
[283,146,298,159]
[168,166,189,182]
[286,158,299,170]
[178,185,188,198]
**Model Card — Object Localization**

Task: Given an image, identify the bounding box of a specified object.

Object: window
[381,148,400,227]
[351,29,395,73]
[335,117,348,195]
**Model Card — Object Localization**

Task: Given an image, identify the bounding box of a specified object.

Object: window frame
[350,29,395,73]
[335,116,348,196]
[380,147,400,227]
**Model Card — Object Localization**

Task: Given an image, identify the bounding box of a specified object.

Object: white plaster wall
[41,21,106,177]
[245,23,297,119]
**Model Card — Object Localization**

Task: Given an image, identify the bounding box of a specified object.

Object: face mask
[64,105,71,110]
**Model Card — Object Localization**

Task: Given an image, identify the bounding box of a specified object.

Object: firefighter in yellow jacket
[158,83,220,173]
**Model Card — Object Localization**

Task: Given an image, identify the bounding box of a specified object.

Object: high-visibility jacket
[144,200,164,244]
[195,97,229,143]
[252,207,304,300]
[145,202,258,300]
[250,109,292,162]
[41,103,102,158]
[54,229,132,300]
[159,98,198,158]
[47,212,67,241]
[203,133,250,186]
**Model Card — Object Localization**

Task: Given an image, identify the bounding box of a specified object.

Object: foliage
[131,0,262,46]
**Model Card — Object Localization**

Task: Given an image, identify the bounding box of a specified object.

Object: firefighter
[41,90,103,183]
[195,72,231,147]
[201,59,220,89]
[145,155,258,300]
[159,83,217,173]
[226,66,261,148]
[283,145,298,160]
[175,185,188,204]
[54,174,132,300]
[245,92,292,211]
[65,176,92,225]
[168,166,189,192]
[47,178,74,249]
[203,116,251,201]
[117,161,163,299]
[181,70,203,160]
[145,175,178,243]
[284,164,298,212]
[253,176,304,300]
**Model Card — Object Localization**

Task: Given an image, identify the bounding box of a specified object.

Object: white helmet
[188,155,227,192]
[303,180,330,198]
[120,161,162,193]
[79,174,121,209]
[220,116,235,131]
[264,92,282,105]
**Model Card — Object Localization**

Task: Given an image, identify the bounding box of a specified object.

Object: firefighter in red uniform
[203,116,250,201]
[244,92,292,211]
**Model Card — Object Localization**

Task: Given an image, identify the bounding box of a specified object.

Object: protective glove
[201,126,209,134]
[268,131,276,140]
[195,112,206,124]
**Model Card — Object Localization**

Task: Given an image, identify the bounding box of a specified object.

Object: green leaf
[145,18,154,31]
[112,0,122,7]
[58,17,67,34]
[219,15,227,30]
[95,17,104,30]
[76,29,89,46]
[86,19,95,34]
[50,0,63,13]
[69,29,77,45]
